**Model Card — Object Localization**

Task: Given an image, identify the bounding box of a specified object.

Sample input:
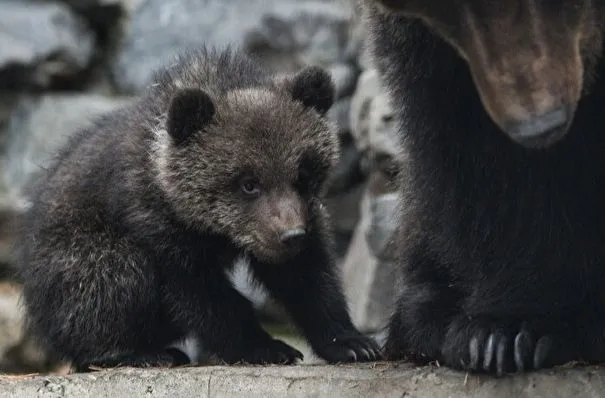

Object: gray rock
[322,133,366,259]
[60,0,145,14]
[0,282,57,374]
[366,192,399,259]
[326,183,365,239]
[0,2,95,89]
[349,69,380,153]
[325,183,365,259]
[336,67,403,332]
[349,9,374,72]
[357,39,375,72]
[0,284,22,355]
[342,172,398,333]
[342,216,385,333]
[349,68,400,158]
[0,194,20,272]
[2,94,133,201]
[327,97,352,135]
[325,134,365,196]
[327,63,358,100]
[245,2,354,66]
[0,358,602,397]
[367,93,400,158]
[0,94,18,138]
[111,0,356,93]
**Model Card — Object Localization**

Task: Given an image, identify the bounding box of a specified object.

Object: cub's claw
[316,332,383,363]
[241,339,304,365]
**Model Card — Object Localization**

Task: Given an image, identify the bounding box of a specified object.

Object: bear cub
[15,46,381,370]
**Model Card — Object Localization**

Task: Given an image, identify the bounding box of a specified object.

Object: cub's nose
[279,228,306,246]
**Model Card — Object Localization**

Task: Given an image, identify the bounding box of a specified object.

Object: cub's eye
[240,177,261,196]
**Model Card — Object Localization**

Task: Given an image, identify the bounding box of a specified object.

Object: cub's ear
[167,89,215,143]
[285,66,335,116]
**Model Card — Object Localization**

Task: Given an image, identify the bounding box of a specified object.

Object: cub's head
[152,66,338,264]
[368,0,605,148]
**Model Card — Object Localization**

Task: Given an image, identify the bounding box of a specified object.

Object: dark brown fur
[362,0,605,375]
[368,0,605,148]
[14,46,381,370]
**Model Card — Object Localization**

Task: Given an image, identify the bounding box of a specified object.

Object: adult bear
[361,0,605,375]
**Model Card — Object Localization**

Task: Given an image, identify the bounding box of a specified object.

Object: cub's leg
[161,264,304,365]
[20,232,174,370]
[251,230,382,363]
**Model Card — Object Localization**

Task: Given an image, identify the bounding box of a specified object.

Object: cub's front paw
[315,331,383,363]
[241,338,304,365]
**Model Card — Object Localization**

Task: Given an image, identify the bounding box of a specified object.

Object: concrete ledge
[0,362,604,398]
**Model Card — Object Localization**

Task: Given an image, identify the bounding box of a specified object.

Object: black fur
[288,66,335,116]
[167,89,215,142]
[364,5,605,375]
[14,46,381,370]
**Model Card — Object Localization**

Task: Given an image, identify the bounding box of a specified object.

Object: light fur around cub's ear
[167,89,215,143]
[282,66,335,116]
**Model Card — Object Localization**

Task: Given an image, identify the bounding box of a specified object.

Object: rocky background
[0,0,402,374]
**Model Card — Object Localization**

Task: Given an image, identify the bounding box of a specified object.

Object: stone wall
[0,0,399,373]
[1,363,604,397]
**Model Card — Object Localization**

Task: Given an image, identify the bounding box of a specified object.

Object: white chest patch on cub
[226,255,269,309]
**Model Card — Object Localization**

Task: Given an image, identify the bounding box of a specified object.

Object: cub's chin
[250,244,303,265]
